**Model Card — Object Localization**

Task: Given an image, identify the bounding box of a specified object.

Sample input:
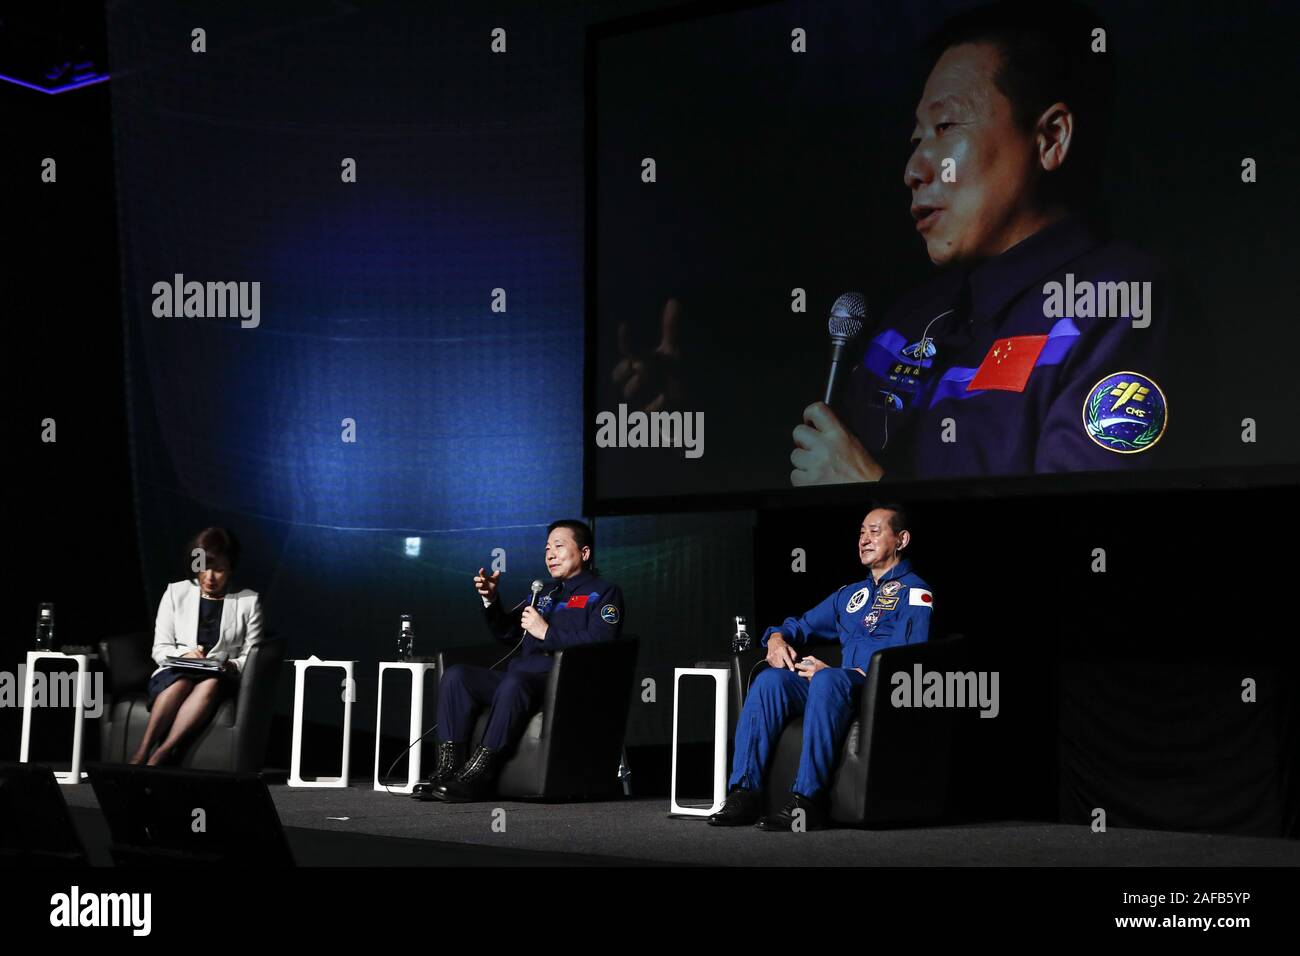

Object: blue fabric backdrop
[108,0,753,747]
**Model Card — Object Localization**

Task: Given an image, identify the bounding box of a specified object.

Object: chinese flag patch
[966,335,1049,393]
[567,594,589,609]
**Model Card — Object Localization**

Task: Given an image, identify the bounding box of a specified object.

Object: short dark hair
[871,503,910,538]
[925,0,1115,207]
[546,519,597,573]
[186,527,241,575]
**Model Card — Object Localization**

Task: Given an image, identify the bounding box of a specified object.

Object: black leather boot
[431,745,499,803]
[706,786,766,827]
[411,741,465,801]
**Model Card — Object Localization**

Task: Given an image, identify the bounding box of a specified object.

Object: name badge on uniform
[871,594,899,611]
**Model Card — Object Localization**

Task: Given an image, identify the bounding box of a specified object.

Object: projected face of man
[905,42,1069,265]
[545,528,590,581]
[858,509,909,576]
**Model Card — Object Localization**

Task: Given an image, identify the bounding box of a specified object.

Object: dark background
[2,0,1296,834]
[593,0,1300,501]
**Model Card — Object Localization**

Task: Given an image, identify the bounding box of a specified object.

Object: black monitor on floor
[87,763,295,866]
[0,762,89,866]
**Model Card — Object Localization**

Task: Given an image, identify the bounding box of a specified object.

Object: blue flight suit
[729,559,932,799]
[438,569,624,751]
[846,216,1199,479]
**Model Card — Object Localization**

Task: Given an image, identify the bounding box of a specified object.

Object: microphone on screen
[822,292,868,408]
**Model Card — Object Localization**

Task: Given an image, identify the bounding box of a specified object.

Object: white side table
[289,658,356,788]
[669,666,730,816]
[373,661,436,793]
[19,651,91,784]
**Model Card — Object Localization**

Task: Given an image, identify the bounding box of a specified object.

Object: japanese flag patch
[909,588,933,608]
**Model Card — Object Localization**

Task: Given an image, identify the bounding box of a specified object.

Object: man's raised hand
[474,567,500,603]
[611,297,685,412]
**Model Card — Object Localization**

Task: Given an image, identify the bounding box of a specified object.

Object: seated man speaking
[413,519,624,803]
[792,0,1193,484]
[709,506,932,831]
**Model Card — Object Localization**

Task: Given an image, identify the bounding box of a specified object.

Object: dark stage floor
[58,783,1300,867]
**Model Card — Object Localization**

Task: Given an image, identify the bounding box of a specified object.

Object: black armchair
[98,631,284,773]
[435,637,640,800]
[729,635,967,825]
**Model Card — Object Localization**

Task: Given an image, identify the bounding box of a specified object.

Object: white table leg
[339,665,353,785]
[372,665,387,791]
[288,661,308,786]
[18,652,37,765]
[710,671,727,810]
[64,659,87,784]
[407,675,424,789]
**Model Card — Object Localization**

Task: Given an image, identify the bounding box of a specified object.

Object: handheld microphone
[528,580,544,608]
[823,292,868,407]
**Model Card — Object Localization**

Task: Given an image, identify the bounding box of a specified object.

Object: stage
[58,784,1300,867]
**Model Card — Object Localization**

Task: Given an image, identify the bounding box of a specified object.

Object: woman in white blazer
[129,528,263,766]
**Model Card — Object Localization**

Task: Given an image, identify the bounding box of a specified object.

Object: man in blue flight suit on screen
[412,519,624,803]
[790,1,1198,486]
[709,505,932,831]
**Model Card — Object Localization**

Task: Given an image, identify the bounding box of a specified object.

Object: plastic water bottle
[731,615,751,653]
[397,614,414,662]
[34,603,55,651]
